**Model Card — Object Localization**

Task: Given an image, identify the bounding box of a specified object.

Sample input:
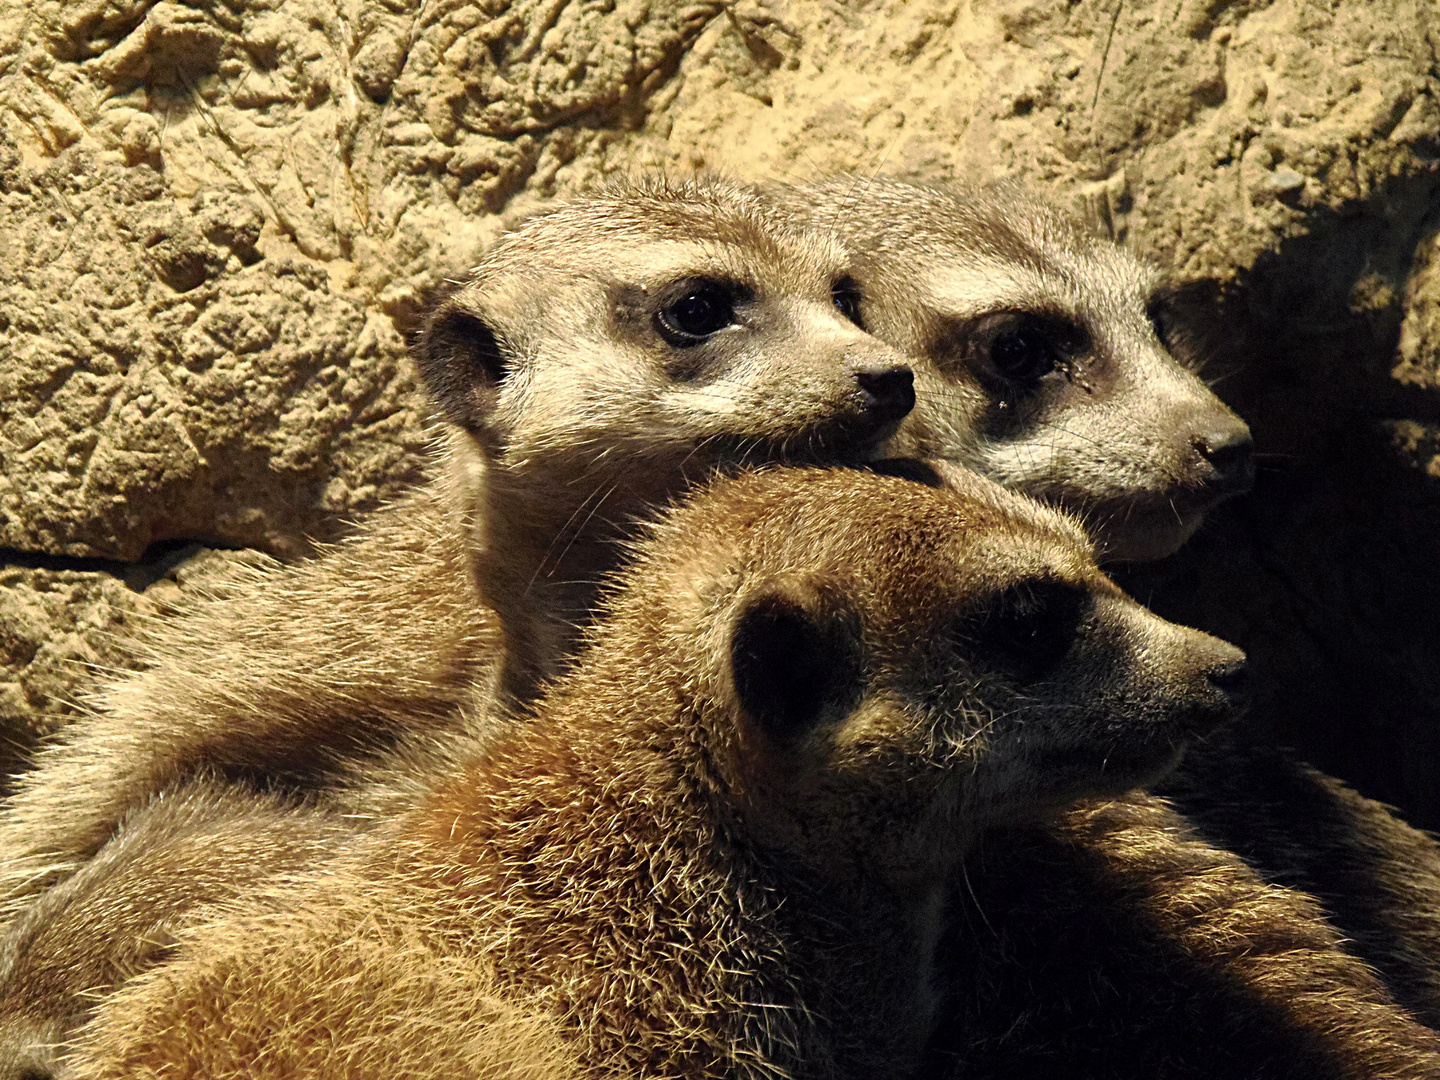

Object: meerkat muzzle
[852,365,916,423]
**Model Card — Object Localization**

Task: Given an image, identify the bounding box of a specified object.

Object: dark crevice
[0,539,237,593]
[1118,166,1440,828]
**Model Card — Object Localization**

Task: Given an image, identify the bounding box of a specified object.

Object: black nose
[1206,658,1250,710]
[853,366,916,423]
[1193,426,1255,495]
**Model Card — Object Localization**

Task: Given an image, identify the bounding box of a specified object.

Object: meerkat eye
[985,314,1090,386]
[832,276,865,328]
[972,579,1087,681]
[655,282,738,347]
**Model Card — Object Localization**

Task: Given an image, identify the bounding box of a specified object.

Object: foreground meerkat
[69,466,1254,1080]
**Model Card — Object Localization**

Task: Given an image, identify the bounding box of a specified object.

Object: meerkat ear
[1146,282,1212,369]
[414,303,513,435]
[730,583,862,741]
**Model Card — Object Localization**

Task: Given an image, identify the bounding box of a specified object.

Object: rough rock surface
[0,0,1437,820]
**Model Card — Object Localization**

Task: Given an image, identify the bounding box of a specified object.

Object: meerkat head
[411,177,918,701]
[623,466,1245,889]
[785,178,1255,562]
[415,176,914,488]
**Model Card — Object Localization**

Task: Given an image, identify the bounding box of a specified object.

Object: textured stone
[0,0,1438,820]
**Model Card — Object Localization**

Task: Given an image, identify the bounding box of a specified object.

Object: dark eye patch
[955,578,1088,682]
[832,276,865,328]
[983,312,1090,388]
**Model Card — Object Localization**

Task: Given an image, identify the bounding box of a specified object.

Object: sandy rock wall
[0,0,1437,818]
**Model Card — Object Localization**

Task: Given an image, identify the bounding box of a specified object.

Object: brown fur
[67,880,584,1080]
[69,466,1246,1080]
[933,792,1440,1079]
[0,778,353,1080]
[1159,732,1440,1030]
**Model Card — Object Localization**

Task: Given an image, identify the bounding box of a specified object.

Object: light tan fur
[69,466,1246,1080]
[0,778,353,1080]
[787,176,1256,561]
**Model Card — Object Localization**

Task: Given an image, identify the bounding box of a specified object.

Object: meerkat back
[69,466,1440,1080]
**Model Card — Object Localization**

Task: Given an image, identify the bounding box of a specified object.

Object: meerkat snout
[849,363,916,424]
[1117,599,1249,718]
[1029,594,1250,801]
[1206,653,1251,707]
[1191,420,1256,496]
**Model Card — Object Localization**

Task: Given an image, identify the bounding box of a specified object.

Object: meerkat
[790,175,1440,1030]
[0,175,917,909]
[781,175,1256,563]
[68,465,1256,1080]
